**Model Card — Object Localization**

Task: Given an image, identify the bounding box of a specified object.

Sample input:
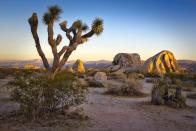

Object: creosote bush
[105,78,145,97]
[88,80,104,88]
[8,71,87,120]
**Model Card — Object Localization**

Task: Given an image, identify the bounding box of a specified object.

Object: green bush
[124,70,144,79]
[88,80,104,87]
[107,72,126,81]
[0,72,6,79]
[145,72,160,78]
[8,71,87,120]
[105,79,146,97]
[86,68,99,76]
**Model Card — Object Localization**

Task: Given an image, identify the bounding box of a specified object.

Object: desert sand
[0,77,196,131]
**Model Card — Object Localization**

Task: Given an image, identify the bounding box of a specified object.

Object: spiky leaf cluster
[72,20,89,32]
[43,5,62,25]
[92,18,103,35]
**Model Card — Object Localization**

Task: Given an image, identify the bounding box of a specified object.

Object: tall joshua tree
[28,5,103,79]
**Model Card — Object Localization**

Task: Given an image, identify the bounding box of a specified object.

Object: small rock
[94,72,107,81]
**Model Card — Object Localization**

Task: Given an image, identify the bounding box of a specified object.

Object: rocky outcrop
[143,50,178,75]
[108,53,142,71]
[73,59,85,74]
[94,72,107,81]
[113,53,141,67]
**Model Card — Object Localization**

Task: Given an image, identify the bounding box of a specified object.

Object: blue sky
[0,0,196,60]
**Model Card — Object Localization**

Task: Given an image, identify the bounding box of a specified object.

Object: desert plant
[8,71,87,120]
[86,68,99,76]
[105,78,145,97]
[108,72,127,81]
[151,78,186,108]
[0,72,6,79]
[28,5,104,79]
[88,80,104,88]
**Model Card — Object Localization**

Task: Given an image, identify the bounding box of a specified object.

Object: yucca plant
[28,5,104,79]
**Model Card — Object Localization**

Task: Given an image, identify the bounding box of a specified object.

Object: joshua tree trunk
[28,13,50,70]
[28,6,103,79]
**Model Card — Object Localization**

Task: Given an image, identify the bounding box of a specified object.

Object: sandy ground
[0,77,196,131]
[80,88,196,131]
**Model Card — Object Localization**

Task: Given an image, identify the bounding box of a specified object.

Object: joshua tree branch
[82,30,94,39]
[48,23,55,46]
[28,13,50,70]
[47,22,59,72]
[56,34,62,46]
[58,46,69,57]
[59,21,73,42]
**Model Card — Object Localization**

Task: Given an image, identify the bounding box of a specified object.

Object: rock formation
[108,53,142,71]
[113,53,141,67]
[73,59,85,74]
[143,50,178,75]
[94,72,107,81]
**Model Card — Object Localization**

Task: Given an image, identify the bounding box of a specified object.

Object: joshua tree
[28,5,103,79]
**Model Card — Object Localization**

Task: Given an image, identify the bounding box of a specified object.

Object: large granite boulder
[113,53,141,67]
[143,50,178,75]
[73,59,85,74]
[108,53,142,71]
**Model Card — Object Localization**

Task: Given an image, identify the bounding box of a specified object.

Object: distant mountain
[177,60,196,72]
[0,59,112,69]
[84,60,112,69]
[1,59,195,72]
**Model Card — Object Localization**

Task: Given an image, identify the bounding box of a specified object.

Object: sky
[0,0,196,61]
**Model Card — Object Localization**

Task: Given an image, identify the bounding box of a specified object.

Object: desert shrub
[107,72,127,81]
[187,93,196,99]
[8,71,87,120]
[88,80,104,87]
[0,68,14,78]
[151,78,186,108]
[125,72,145,79]
[169,76,194,91]
[86,68,99,76]
[145,72,160,78]
[0,72,7,79]
[145,78,154,83]
[0,68,45,78]
[105,78,145,97]
[167,72,196,81]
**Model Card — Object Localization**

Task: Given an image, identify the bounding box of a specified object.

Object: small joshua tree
[28,5,103,79]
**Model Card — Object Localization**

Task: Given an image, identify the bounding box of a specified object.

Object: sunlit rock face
[24,64,40,69]
[73,59,85,74]
[143,50,178,75]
